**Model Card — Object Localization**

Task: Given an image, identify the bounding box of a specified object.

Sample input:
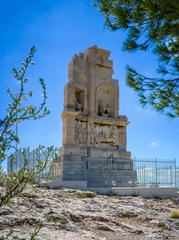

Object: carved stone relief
[93,124,119,146]
[63,46,129,157]
[75,120,87,145]
[75,120,120,147]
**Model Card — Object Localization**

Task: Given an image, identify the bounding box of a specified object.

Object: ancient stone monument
[60,46,136,187]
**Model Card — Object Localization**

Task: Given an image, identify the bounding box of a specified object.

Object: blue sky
[0,0,178,165]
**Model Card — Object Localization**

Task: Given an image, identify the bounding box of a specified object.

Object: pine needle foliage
[95,0,179,117]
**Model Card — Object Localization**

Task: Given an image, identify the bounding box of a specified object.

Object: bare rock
[96,223,115,231]
[0,187,178,240]
[0,206,13,215]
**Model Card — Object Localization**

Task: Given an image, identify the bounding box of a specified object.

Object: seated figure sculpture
[103,104,111,117]
[75,100,83,112]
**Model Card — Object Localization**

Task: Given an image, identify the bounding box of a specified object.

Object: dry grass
[170,209,179,218]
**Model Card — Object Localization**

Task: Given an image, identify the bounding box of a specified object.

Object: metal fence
[62,155,176,188]
[176,167,179,189]
[7,148,178,188]
[134,158,176,187]
[7,147,57,178]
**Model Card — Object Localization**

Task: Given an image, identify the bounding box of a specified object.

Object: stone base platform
[87,187,178,198]
[48,178,178,198]
[61,153,137,187]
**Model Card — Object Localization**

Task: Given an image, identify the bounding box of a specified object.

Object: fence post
[155,158,158,187]
[174,159,176,187]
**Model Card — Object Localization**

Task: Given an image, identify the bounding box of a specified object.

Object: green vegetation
[0,47,57,207]
[0,230,14,240]
[131,192,139,197]
[95,0,179,117]
[107,190,118,197]
[59,190,97,199]
[46,214,69,224]
[0,226,42,240]
[152,195,163,201]
[58,190,71,198]
[0,46,49,160]
[0,145,57,207]
[170,209,179,219]
[76,191,97,198]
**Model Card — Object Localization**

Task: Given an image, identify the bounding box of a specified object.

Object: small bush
[46,214,69,224]
[131,192,139,197]
[170,209,179,219]
[152,196,163,201]
[59,191,70,198]
[76,191,97,199]
[107,190,117,197]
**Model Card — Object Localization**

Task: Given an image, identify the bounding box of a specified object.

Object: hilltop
[0,187,178,240]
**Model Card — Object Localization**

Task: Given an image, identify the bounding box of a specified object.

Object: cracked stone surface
[0,187,178,239]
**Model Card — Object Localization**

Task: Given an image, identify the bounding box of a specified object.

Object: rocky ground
[0,187,178,240]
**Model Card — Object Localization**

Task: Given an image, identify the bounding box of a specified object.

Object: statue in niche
[75,100,83,112]
[96,84,114,117]
[75,89,85,112]
[103,104,111,117]
[67,103,75,110]
[98,102,111,117]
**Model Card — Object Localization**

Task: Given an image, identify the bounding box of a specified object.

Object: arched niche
[96,84,115,117]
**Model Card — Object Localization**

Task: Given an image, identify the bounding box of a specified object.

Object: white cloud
[150,141,160,148]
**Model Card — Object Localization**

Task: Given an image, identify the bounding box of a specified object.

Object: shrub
[152,196,163,201]
[58,191,69,198]
[76,191,97,198]
[170,209,179,219]
[131,192,139,197]
[107,190,117,197]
